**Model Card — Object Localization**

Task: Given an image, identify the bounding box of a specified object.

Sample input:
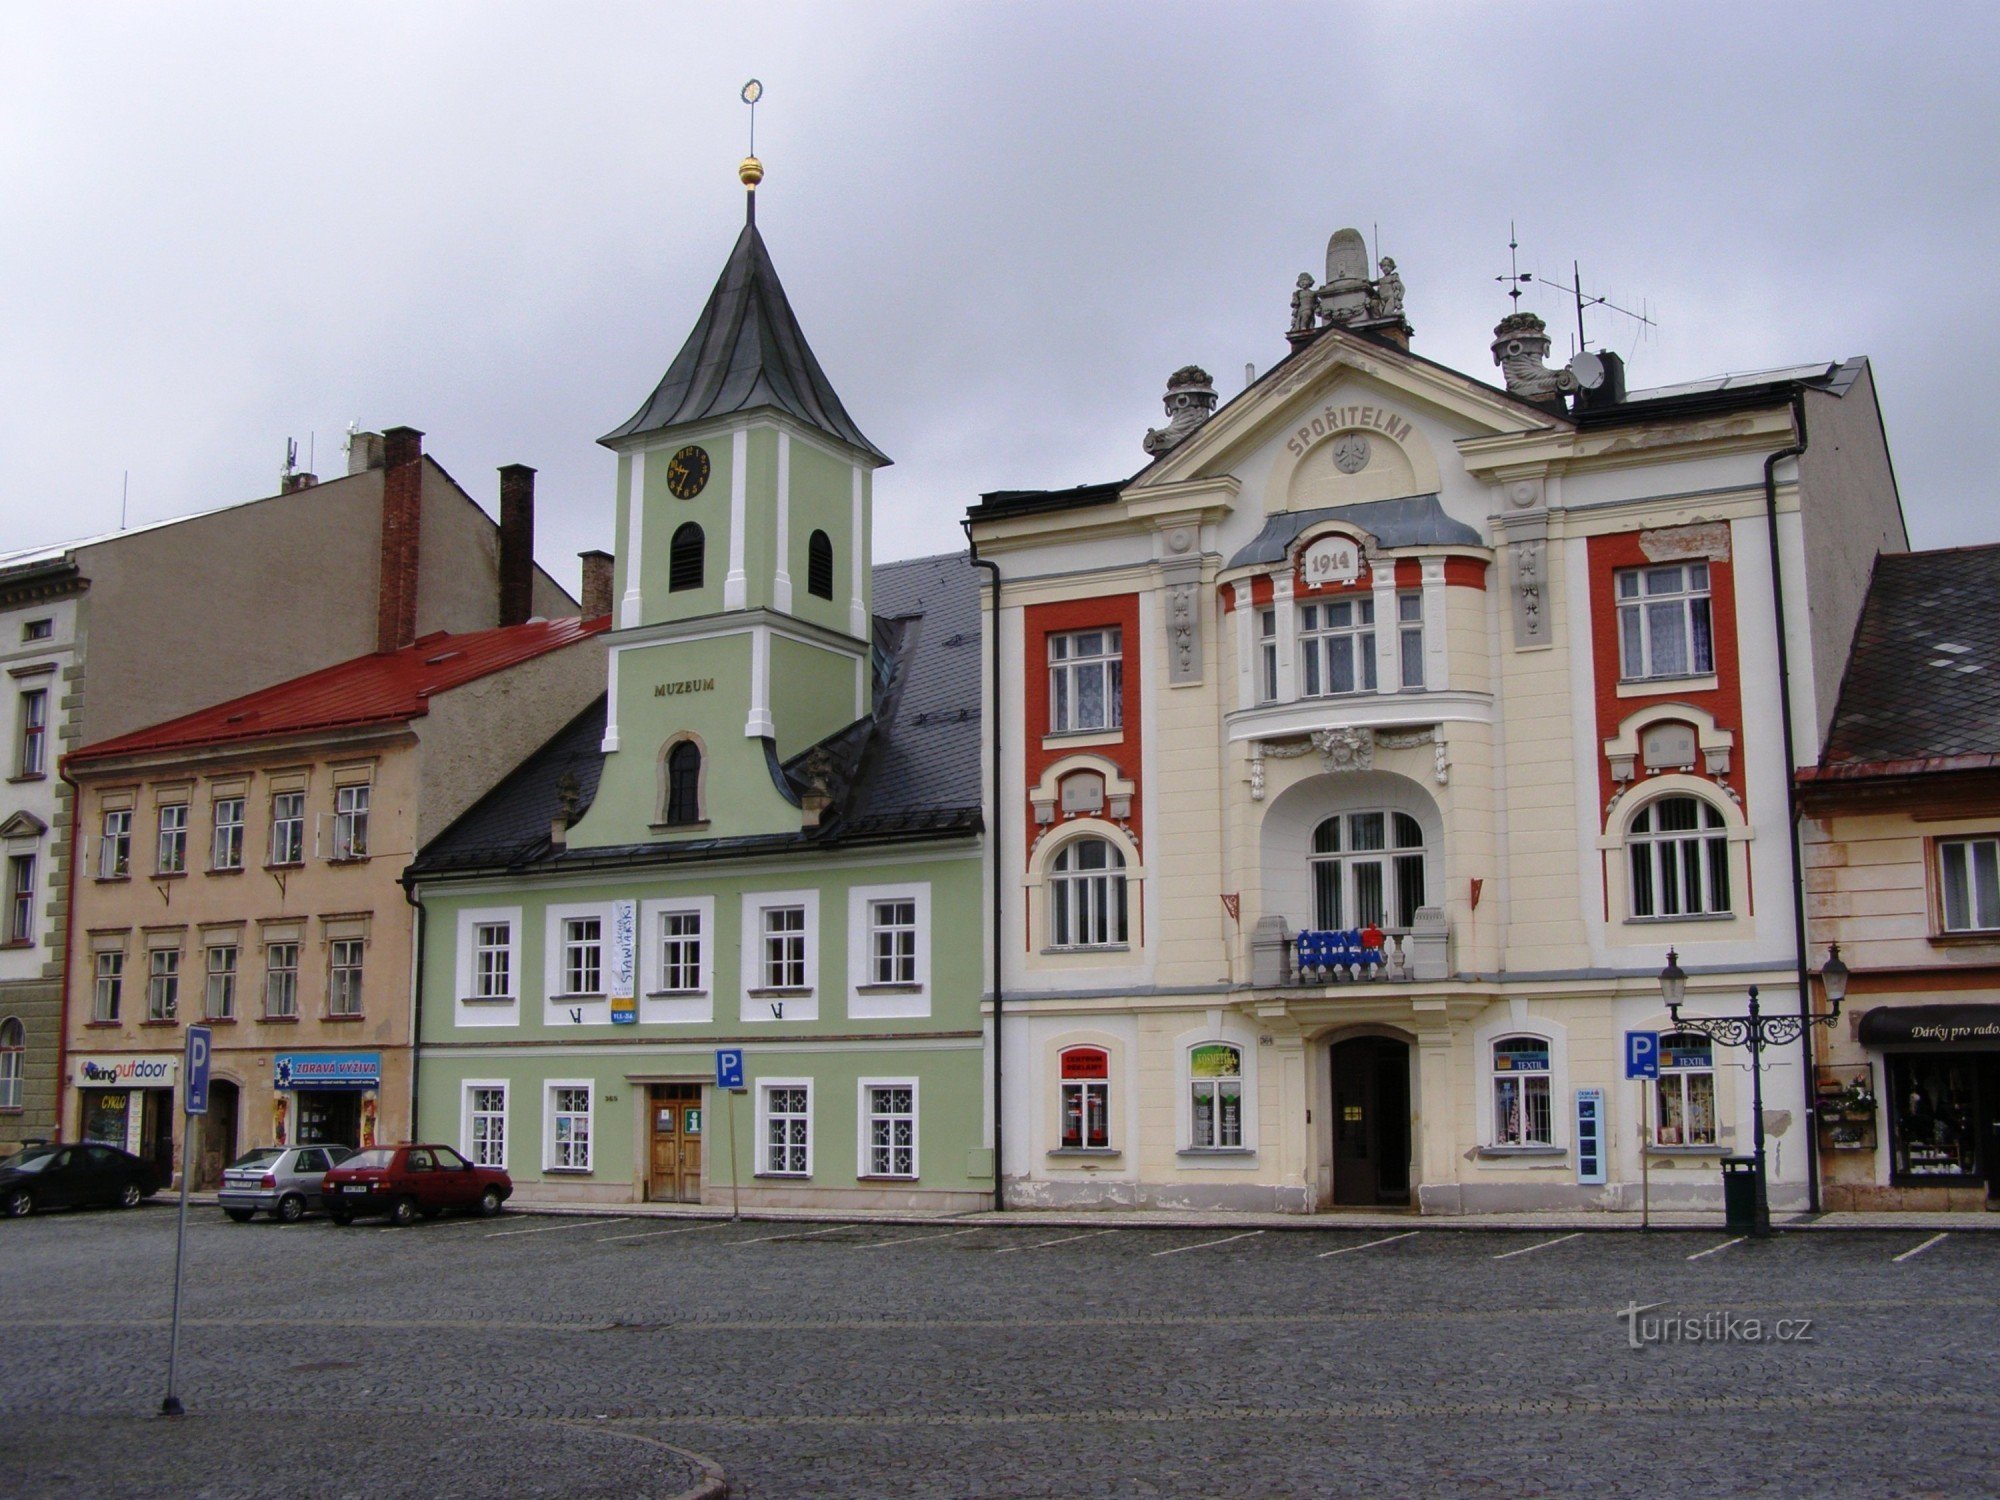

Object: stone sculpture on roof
[1142,365,1220,457]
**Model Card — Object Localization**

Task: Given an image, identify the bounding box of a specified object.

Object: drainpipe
[403,874,426,1141]
[55,759,83,1144]
[962,521,1005,1213]
[1761,390,1820,1213]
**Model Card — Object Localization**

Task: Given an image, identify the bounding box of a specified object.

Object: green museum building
[406,172,989,1211]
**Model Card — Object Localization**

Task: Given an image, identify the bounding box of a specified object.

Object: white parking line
[597,1221,730,1244]
[853,1227,983,1249]
[993,1229,1116,1254]
[733,1224,849,1245]
[1685,1237,1746,1262]
[1317,1231,1418,1259]
[1492,1232,1582,1260]
[1150,1230,1265,1258]
[486,1217,632,1239]
[1893,1232,1949,1263]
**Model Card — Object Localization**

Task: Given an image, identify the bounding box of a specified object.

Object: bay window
[1299,597,1375,697]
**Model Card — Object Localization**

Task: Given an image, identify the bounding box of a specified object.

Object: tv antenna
[1541,260,1656,355]
[1495,222,1533,308]
[283,438,298,477]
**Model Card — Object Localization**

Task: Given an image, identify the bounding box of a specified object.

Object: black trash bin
[1720,1155,1760,1232]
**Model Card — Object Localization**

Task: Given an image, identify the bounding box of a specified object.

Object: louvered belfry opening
[669,523,705,592]
[807,529,834,600]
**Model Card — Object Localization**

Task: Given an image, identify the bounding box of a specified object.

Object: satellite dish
[1567,350,1606,390]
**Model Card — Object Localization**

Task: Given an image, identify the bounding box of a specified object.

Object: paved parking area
[4,1203,1998,1497]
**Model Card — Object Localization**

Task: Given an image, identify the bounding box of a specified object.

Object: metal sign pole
[727,1087,741,1222]
[162,1109,194,1416]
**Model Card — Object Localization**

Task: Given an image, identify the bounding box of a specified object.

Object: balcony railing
[1250,908,1450,986]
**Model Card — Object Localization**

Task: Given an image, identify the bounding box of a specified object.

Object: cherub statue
[1370,257,1405,318]
[1290,272,1319,332]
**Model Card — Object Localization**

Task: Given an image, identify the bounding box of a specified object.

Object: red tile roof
[69,616,609,763]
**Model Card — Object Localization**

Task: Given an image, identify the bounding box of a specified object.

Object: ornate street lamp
[1658,945,1851,1238]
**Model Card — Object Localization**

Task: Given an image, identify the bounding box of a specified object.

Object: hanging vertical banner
[610,898,638,1023]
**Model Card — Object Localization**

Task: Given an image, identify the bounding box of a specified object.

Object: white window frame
[453,906,521,1026]
[211,796,245,871]
[269,791,305,866]
[16,688,46,777]
[542,902,614,1025]
[331,784,370,860]
[1938,835,2000,934]
[757,1077,813,1177]
[147,947,181,1023]
[99,809,132,879]
[639,895,715,1024]
[1047,627,1123,733]
[327,938,364,1017]
[543,1079,594,1172]
[156,803,188,875]
[1047,837,1129,950]
[1652,1032,1719,1148]
[1395,590,1425,689]
[847,882,931,1019]
[1616,562,1714,681]
[204,942,237,1021]
[1627,794,1731,919]
[1057,1046,1113,1151]
[462,1079,509,1170]
[1489,1034,1555,1148]
[93,949,124,1022]
[1307,810,1429,933]
[1298,595,1377,698]
[264,942,300,1019]
[0,1017,21,1110]
[739,890,819,1022]
[858,1078,918,1180]
[1186,1042,1247,1151]
[1256,607,1279,704]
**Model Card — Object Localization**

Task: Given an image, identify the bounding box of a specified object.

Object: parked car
[319,1143,511,1226]
[218,1145,355,1223]
[1,1142,161,1217]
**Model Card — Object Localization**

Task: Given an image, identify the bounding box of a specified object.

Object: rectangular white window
[1617,562,1713,680]
[1257,607,1278,703]
[474,922,513,999]
[1299,597,1376,697]
[1048,628,1123,733]
[204,944,237,1020]
[864,1083,916,1178]
[562,917,603,995]
[1939,837,2000,933]
[1397,592,1425,689]
[16,688,46,777]
[549,1085,592,1171]
[1059,1048,1111,1150]
[763,906,807,989]
[467,1085,507,1168]
[265,943,299,1018]
[1492,1037,1553,1147]
[1189,1044,1244,1149]
[99,809,132,879]
[147,949,180,1022]
[211,797,245,871]
[93,951,123,1022]
[762,1083,811,1175]
[156,804,188,875]
[660,910,703,992]
[1653,1034,1717,1147]
[7,854,33,945]
[328,939,364,1016]
[869,899,918,985]
[270,792,305,865]
[332,784,370,859]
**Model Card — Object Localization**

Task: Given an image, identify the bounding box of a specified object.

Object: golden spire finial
[739,80,764,192]
[739,156,763,189]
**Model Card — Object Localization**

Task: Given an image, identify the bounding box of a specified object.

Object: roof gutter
[962,520,1006,1214]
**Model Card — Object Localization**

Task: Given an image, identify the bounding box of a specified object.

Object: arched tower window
[669,523,705,593]
[664,741,702,825]
[807,530,835,601]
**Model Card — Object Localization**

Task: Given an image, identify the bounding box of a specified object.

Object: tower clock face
[665,445,711,499]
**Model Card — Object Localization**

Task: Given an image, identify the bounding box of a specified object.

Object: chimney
[376,426,425,654]
[347,431,385,474]
[579,550,615,620]
[280,472,318,494]
[498,464,536,628]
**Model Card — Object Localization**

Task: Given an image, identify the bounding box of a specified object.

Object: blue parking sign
[716,1048,745,1090]
[1625,1030,1659,1080]
[184,1026,213,1116]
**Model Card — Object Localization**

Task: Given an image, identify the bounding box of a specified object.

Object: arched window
[1628,795,1729,917]
[1188,1043,1243,1149]
[807,529,834,600]
[663,741,702,825]
[1309,811,1425,930]
[669,523,704,593]
[1491,1035,1552,1146]
[0,1017,22,1110]
[1058,1046,1110,1149]
[1049,837,1128,949]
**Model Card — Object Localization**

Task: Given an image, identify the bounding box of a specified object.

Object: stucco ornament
[1313,726,1375,773]
[1331,433,1372,474]
[1247,735,1318,801]
[1142,365,1219,457]
[1491,312,1578,402]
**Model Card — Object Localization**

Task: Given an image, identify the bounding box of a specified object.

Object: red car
[319,1143,511,1226]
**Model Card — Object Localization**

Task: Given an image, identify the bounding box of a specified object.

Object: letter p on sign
[184,1026,212,1116]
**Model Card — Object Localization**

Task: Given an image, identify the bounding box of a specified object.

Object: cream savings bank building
[968,229,1906,1214]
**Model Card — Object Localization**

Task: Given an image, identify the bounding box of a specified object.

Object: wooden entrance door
[1331,1036,1412,1206]
[648,1084,704,1203]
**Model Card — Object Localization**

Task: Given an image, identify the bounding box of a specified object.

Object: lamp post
[1658,945,1850,1237]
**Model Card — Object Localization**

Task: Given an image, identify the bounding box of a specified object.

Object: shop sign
[75,1055,178,1087]
[274,1052,381,1090]
[1494,1049,1549,1072]
[1857,1005,2000,1048]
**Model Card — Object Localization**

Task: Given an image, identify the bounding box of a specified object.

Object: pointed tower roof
[601,212,889,464]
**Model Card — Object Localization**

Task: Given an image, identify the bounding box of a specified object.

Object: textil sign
[273,1052,381,1090]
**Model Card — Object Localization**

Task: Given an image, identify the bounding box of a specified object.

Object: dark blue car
[0,1142,162,1217]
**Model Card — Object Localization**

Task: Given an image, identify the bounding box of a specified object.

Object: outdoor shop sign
[74,1054,179,1087]
[1857,1005,2000,1048]
[273,1052,381,1090]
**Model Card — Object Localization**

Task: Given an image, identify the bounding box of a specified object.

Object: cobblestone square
[4,1206,1997,1497]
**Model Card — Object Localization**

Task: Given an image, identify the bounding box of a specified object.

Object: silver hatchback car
[219,1145,354,1222]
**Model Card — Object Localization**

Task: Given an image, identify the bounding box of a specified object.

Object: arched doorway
[197,1080,240,1190]
[1330,1035,1410,1206]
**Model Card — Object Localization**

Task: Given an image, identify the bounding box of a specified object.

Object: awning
[1856,1004,2000,1048]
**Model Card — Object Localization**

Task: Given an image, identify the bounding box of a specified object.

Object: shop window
[99,809,132,879]
[807,529,835,601]
[1653,1032,1717,1146]
[1491,1036,1553,1147]
[147,949,180,1023]
[16,688,46,777]
[546,1083,593,1171]
[1628,795,1730,918]
[561,917,603,996]
[265,943,299,1019]
[269,792,305,866]
[663,741,702,825]
[1889,1055,1982,1180]
[1059,1047,1110,1150]
[869,899,918,985]
[1189,1043,1244,1149]
[1300,597,1376,697]
[7,854,33,945]
[211,797,244,871]
[1048,628,1122,733]
[1310,811,1426,931]
[863,1082,916,1178]
[205,945,237,1021]
[328,939,364,1017]
[156,804,188,875]
[761,906,808,989]
[474,921,513,1000]
[93,951,123,1022]
[1938,836,2000,933]
[1048,837,1128,949]
[331,785,370,860]
[467,1084,507,1168]
[760,1082,811,1175]
[0,1018,22,1109]
[1257,608,1278,703]
[669,523,705,592]
[1617,562,1713,680]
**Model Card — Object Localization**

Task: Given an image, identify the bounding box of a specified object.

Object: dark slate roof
[1806,545,2000,780]
[600,215,888,464]
[1225,494,1484,570]
[410,551,981,877]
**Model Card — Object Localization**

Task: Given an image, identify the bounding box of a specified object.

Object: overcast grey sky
[4,3,1995,590]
